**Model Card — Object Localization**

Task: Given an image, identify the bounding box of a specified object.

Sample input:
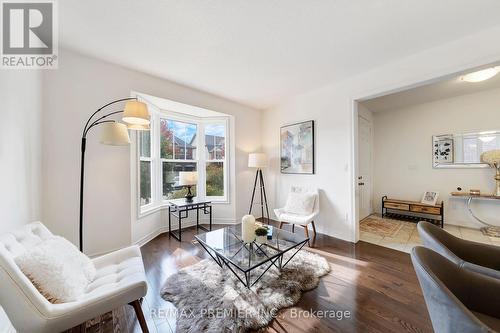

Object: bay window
[138,111,229,214]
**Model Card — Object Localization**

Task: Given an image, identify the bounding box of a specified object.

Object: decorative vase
[242,215,256,243]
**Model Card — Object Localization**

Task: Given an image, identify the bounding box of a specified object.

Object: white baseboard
[134,226,169,248]
[134,218,238,247]
[89,218,237,256]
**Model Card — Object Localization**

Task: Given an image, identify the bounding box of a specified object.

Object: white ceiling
[137,92,227,118]
[59,0,500,109]
[362,67,500,112]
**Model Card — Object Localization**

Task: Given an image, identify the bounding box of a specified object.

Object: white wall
[261,25,500,242]
[43,49,261,256]
[0,71,43,232]
[0,70,43,332]
[371,87,500,228]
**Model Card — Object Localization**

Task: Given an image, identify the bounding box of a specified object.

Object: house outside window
[138,109,229,215]
[204,123,226,197]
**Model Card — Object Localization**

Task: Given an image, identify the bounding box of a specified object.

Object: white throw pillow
[284,192,316,215]
[15,236,96,303]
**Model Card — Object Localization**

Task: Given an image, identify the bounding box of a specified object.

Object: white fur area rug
[160,250,330,333]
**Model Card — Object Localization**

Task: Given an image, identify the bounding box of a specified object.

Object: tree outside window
[139,130,152,205]
[205,123,225,197]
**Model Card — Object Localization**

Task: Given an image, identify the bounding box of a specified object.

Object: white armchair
[0,222,149,333]
[274,186,319,245]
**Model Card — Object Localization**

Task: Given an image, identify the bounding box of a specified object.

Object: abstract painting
[280,120,314,174]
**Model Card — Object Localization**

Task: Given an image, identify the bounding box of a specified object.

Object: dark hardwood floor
[76,221,433,333]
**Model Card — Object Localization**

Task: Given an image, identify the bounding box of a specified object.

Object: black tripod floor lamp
[248,153,270,223]
[79,97,150,252]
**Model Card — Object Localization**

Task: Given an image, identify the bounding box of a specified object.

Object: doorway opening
[353,62,500,252]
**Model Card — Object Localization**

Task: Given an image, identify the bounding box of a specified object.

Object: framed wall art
[280,120,314,174]
[433,135,454,166]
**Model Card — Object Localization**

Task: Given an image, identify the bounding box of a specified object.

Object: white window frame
[138,109,230,217]
[138,122,155,211]
[159,114,200,202]
[202,118,229,202]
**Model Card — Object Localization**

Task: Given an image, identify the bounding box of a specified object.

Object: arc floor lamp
[248,153,270,223]
[79,97,150,252]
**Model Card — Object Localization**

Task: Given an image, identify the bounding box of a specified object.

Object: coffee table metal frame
[195,230,308,288]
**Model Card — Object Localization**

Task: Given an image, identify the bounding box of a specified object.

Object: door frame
[350,61,500,243]
[357,113,373,221]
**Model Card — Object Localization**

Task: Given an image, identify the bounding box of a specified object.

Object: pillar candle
[242,215,256,243]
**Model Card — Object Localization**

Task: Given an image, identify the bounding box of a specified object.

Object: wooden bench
[382,196,444,227]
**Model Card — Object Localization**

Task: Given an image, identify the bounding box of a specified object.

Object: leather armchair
[0,222,149,333]
[417,221,500,279]
[411,246,500,333]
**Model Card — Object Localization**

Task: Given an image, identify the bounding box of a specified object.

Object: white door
[358,116,372,220]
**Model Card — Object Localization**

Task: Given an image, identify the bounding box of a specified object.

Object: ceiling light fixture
[460,67,500,83]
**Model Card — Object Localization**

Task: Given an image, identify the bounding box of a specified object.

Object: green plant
[206,162,224,196]
[255,227,268,237]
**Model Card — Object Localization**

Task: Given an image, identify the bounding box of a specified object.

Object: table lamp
[179,171,198,202]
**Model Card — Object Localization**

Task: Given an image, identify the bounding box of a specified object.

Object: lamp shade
[122,100,150,125]
[248,153,268,168]
[100,122,131,145]
[179,171,198,186]
[127,123,150,131]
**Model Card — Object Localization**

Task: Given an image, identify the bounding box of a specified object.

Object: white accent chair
[274,186,319,245]
[0,222,149,333]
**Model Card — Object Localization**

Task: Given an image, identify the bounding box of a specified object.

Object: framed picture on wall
[433,135,454,166]
[280,120,314,174]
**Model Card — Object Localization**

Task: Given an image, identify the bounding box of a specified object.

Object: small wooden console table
[382,196,444,227]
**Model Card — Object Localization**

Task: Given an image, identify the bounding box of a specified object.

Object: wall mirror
[433,130,500,168]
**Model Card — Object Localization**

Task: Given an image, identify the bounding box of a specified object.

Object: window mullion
[199,123,206,199]
[154,113,161,205]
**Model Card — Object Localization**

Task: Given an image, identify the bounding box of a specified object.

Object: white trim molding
[133,218,238,247]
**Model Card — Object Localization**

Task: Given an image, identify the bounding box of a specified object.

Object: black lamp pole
[248,168,270,223]
[79,97,137,252]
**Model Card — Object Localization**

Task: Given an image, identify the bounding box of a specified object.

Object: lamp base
[248,169,270,224]
[185,185,194,202]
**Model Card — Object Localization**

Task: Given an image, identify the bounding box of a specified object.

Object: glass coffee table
[194,225,309,288]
